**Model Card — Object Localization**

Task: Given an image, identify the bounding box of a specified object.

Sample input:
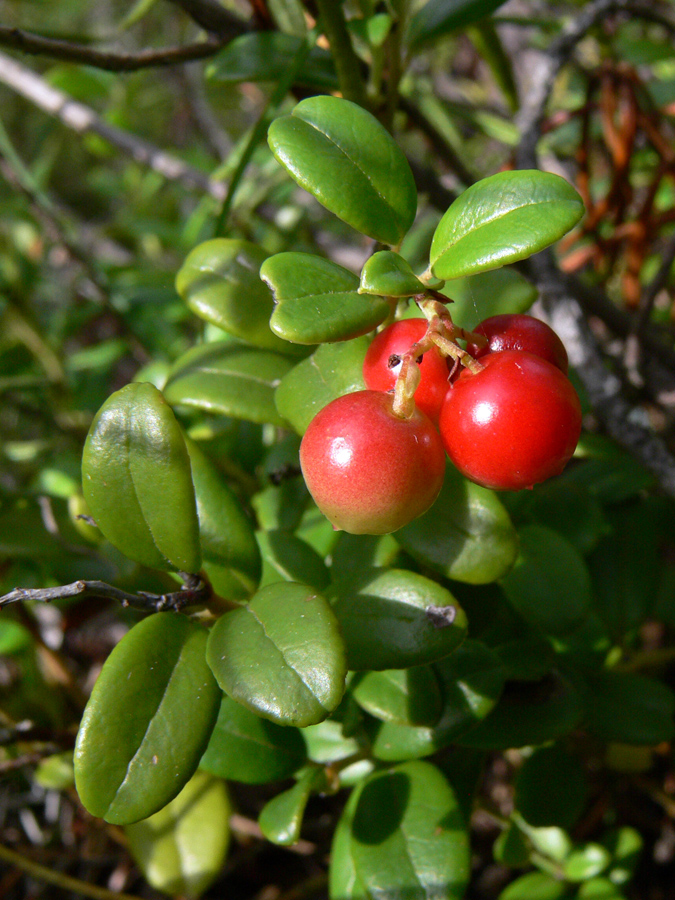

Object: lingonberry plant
[2,86,674,900]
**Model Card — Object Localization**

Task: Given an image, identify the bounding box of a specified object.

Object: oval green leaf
[430,170,585,280]
[352,667,443,727]
[456,671,583,750]
[187,438,261,600]
[275,337,369,435]
[351,760,470,900]
[74,614,221,824]
[200,694,306,783]
[326,567,468,671]
[164,342,294,427]
[359,251,426,298]
[268,97,417,245]
[396,464,519,584]
[206,582,347,727]
[262,253,389,344]
[125,771,230,900]
[257,529,331,591]
[408,0,511,49]
[499,871,569,900]
[501,525,593,636]
[207,32,337,89]
[82,383,201,573]
[175,238,302,355]
[259,767,323,846]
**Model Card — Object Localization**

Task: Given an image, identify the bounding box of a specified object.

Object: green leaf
[369,641,504,761]
[468,21,518,113]
[186,438,261,600]
[350,760,470,900]
[257,529,330,591]
[0,619,32,654]
[515,744,587,830]
[352,667,443,727]
[577,878,626,900]
[430,171,584,280]
[302,719,361,764]
[359,251,426,297]
[74,614,221,825]
[207,32,337,89]
[408,0,511,48]
[501,525,593,636]
[563,844,611,883]
[498,872,569,900]
[396,464,519,584]
[327,567,468,671]
[262,253,389,344]
[456,671,583,750]
[268,96,417,245]
[164,342,294,427]
[443,265,537,331]
[82,383,201,573]
[206,582,346,727]
[573,667,675,746]
[512,815,572,862]
[34,752,75,790]
[494,822,530,867]
[175,238,303,355]
[602,827,642,885]
[330,784,369,900]
[125,771,230,900]
[331,531,401,579]
[275,337,369,435]
[259,767,323,846]
[200,694,306,783]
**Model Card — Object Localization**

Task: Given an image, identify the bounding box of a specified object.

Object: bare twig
[0,575,211,613]
[0,50,226,200]
[0,27,227,71]
[516,0,675,497]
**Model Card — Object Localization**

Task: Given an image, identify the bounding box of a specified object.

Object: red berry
[439,350,581,491]
[363,318,450,422]
[300,390,446,534]
[466,314,569,373]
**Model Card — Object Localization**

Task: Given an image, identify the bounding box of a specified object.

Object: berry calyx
[363,318,450,421]
[300,390,446,534]
[439,350,581,491]
[466,314,569,373]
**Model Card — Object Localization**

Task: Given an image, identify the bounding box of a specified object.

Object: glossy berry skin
[300,390,446,534]
[466,314,569,373]
[363,318,450,421]
[439,350,581,491]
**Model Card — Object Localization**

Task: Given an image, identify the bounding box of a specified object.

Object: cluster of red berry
[300,314,582,535]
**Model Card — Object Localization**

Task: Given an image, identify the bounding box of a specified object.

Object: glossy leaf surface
[501,525,592,636]
[207,32,337,88]
[262,253,389,344]
[175,238,300,354]
[75,614,221,824]
[206,582,346,726]
[359,251,426,297]
[396,465,518,584]
[187,438,261,600]
[200,694,306,783]
[408,0,510,48]
[498,872,568,900]
[268,97,417,245]
[327,567,467,671]
[430,170,584,280]
[351,761,470,900]
[259,767,322,846]
[352,666,443,727]
[164,342,293,426]
[275,337,369,435]
[125,771,230,900]
[82,383,201,573]
[329,780,368,900]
